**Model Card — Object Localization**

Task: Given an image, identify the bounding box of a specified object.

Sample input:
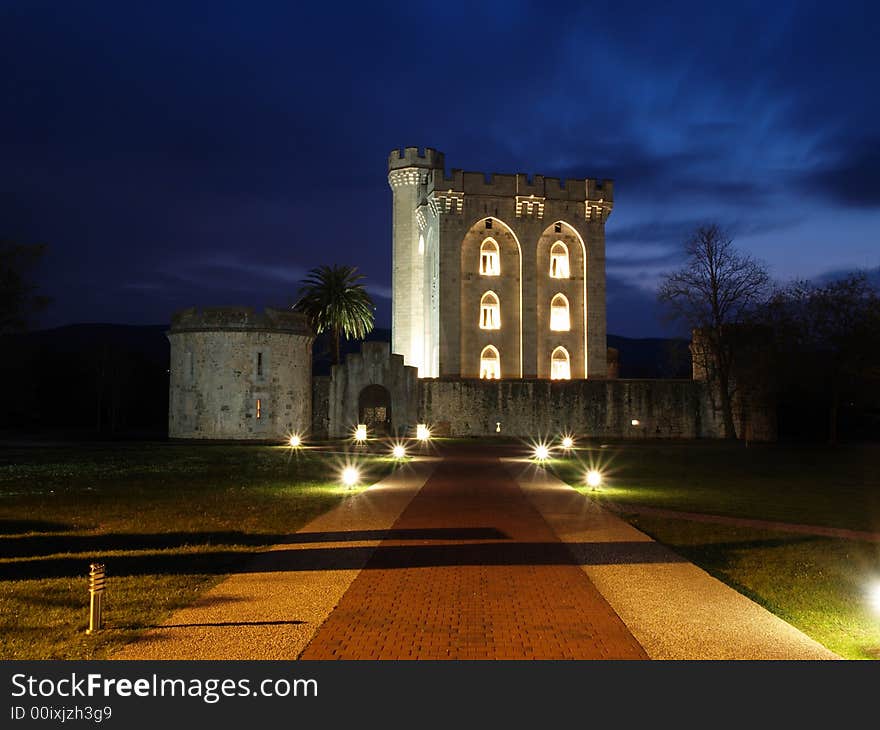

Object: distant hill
[0,324,691,436]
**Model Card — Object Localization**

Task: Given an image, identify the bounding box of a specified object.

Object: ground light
[533,443,551,461]
[341,466,360,487]
[585,469,603,489]
[289,434,302,448]
[353,424,367,443]
[416,424,431,442]
[391,443,407,459]
[870,583,880,614]
[561,435,574,450]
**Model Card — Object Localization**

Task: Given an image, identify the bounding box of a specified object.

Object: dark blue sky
[2,1,878,337]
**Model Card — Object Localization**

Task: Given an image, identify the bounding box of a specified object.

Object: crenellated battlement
[388,146,612,202]
[169,306,313,336]
[388,146,446,172]
[428,168,613,202]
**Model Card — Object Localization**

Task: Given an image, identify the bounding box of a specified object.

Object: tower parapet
[170,306,312,336]
[388,146,445,172]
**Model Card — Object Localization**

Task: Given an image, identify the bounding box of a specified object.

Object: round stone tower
[167,306,314,440]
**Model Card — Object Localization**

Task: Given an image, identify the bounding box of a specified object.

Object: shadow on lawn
[0,520,75,535]
[0,527,510,559]
[0,536,686,580]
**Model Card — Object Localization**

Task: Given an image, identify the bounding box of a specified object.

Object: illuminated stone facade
[388,147,612,380]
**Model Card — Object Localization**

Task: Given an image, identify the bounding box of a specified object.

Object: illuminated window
[480,239,500,276]
[255,398,262,419]
[480,345,500,379]
[551,347,571,380]
[480,291,500,330]
[550,241,570,278]
[550,293,570,331]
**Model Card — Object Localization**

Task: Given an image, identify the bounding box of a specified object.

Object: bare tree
[658,224,770,439]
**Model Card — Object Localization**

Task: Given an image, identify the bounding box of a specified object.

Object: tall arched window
[480,238,500,276]
[479,291,500,330]
[550,293,570,331]
[550,241,570,278]
[480,345,500,379]
[551,347,571,380]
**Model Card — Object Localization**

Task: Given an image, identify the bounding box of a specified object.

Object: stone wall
[311,375,331,439]
[168,307,313,440]
[327,341,420,438]
[419,378,724,438]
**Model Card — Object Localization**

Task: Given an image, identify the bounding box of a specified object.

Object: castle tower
[388,147,445,376]
[167,307,314,439]
[389,147,613,381]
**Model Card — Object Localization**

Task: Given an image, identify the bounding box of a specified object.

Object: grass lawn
[551,440,880,659]
[0,441,396,659]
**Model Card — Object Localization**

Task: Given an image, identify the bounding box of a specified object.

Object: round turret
[167,307,314,440]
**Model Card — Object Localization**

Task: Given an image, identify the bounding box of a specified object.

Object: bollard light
[586,469,603,489]
[391,443,407,459]
[289,434,302,448]
[561,436,574,450]
[87,563,105,634]
[416,424,431,442]
[353,424,368,443]
[870,583,880,614]
[533,443,551,461]
[342,466,360,487]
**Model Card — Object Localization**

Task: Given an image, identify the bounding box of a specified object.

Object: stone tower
[167,307,314,440]
[388,147,613,380]
[387,147,445,376]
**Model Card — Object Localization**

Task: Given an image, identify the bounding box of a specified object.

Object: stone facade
[388,147,611,380]
[167,307,313,440]
[322,341,419,439]
[419,378,723,438]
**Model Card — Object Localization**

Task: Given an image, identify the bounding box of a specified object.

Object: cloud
[799,137,880,208]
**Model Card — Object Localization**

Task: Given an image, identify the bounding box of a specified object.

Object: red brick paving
[300,443,647,660]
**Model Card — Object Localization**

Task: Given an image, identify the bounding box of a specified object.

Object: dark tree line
[660,224,880,443]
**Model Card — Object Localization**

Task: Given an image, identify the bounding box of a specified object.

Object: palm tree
[293,265,375,364]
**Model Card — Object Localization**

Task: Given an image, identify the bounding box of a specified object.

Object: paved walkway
[114,444,838,660]
[299,444,645,659]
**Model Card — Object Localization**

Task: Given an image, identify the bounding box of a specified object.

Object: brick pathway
[300,444,647,660]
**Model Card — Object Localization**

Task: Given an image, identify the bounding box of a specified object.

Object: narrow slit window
[550,241,570,278]
[256,352,263,377]
[485,218,493,229]
[550,293,571,331]
[551,347,571,380]
[480,346,500,379]
[480,291,500,330]
[255,398,262,419]
[480,239,500,276]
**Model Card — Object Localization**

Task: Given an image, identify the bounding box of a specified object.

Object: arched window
[551,347,571,380]
[550,241,570,278]
[480,239,500,276]
[480,291,500,330]
[550,293,570,331]
[480,345,500,379]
